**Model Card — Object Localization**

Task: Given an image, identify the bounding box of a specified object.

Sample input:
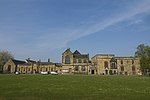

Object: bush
[109,70,113,75]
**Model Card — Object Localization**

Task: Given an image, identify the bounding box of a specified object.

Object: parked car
[41,71,48,75]
[50,71,58,75]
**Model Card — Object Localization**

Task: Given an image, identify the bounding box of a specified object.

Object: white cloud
[29,0,150,54]
[128,19,143,26]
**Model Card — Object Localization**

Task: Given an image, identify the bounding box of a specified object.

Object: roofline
[92,54,115,59]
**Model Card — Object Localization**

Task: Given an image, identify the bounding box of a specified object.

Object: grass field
[0,75,150,100]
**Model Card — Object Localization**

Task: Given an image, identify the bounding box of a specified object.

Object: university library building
[3,48,141,75]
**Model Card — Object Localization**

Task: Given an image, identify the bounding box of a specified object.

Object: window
[83,59,87,63]
[132,60,134,64]
[111,62,117,69]
[75,66,79,71]
[121,66,124,71]
[81,66,86,71]
[65,55,71,64]
[78,59,82,63]
[121,60,123,64]
[104,61,108,69]
[132,66,135,71]
[8,65,11,72]
[73,59,77,63]
[18,68,20,71]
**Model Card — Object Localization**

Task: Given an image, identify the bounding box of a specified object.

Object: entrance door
[8,65,11,73]
[91,70,95,74]
[105,70,108,75]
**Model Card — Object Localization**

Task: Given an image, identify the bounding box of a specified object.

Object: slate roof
[94,54,115,57]
[73,50,81,55]
[62,48,72,55]
[38,62,54,65]
[92,54,115,59]
[114,56,135,59]
[11,59,26,65]
[73,50,89,59]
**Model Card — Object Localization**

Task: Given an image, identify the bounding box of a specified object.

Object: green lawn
[0,75,150,100]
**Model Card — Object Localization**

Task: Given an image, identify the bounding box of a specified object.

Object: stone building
[3,58,61,74]
[91,54,141,75]
[3,48,141,75]
[61,48,92,74]
[3,59,26,74]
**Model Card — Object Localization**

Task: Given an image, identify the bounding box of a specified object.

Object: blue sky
[0,0,150,62]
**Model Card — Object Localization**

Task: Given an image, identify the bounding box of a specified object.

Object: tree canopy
[135,44,150,75]
[0,50,14,73]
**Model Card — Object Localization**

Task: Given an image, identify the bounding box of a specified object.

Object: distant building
[61,48,92,74]
[91,54,141,75]
[3,58,61,74]
[3,48,141,75]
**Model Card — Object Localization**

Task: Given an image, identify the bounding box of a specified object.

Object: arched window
[121,66,124,71]
[104,61,108,69]
[132,60,134,64]
[65,55,71,64]
[132,66,135,71]
[8,65,11,72]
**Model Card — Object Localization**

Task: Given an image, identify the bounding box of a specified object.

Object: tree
[135,44,150,75]
[0,50,14,73]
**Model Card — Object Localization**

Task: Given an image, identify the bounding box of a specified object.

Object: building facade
[3,58,61,74]
[91,54,141,75]
[61,48,92,74]
[3,48,141,75]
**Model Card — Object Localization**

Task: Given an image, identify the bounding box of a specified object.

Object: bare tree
[0,50,14,73]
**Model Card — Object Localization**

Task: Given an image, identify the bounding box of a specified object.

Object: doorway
[91,70,95,74]
[8,65,11,73]
[105,70,108,75]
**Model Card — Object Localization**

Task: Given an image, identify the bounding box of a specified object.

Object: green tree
[0,50,14,73]
[135,44,150,75]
